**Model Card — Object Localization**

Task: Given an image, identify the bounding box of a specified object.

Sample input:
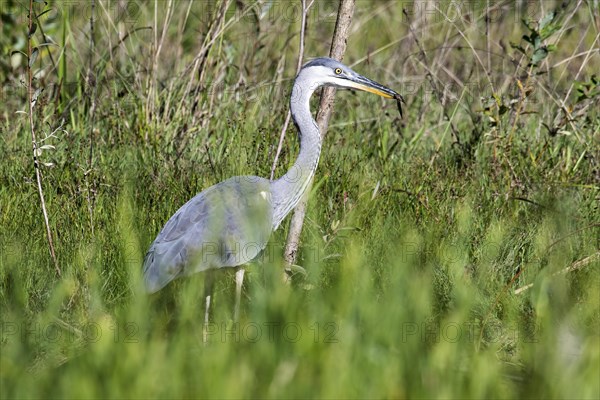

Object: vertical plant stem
[282,0,356,281]
[27,0,60,276]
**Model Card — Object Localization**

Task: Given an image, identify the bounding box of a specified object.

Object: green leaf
[510,42,526,55]
[540,24,560,40]
[539,11,556,30]
[32,88,42,104]
[546,44,557,53]
[29,47,39,68]
[37,8,54,18]
[531,47,548,66]
[573,76,600,103]
[532,34,541,50]
[28,23,37,38]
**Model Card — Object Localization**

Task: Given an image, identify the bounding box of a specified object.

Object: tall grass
[1,1,599,398]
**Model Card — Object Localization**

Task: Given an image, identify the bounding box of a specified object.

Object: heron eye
[334,68,342,75]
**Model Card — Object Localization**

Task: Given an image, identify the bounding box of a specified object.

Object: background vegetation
[1,0,599,398]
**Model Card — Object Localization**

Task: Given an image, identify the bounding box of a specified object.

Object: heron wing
[143,176,273,292]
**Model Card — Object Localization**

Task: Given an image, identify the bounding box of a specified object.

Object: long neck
[271,77,322,229]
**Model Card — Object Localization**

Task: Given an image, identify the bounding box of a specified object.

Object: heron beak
[343,74,405,118]
[345,75,396,98]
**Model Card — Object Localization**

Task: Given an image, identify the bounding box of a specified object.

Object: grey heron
[143,57,402,329]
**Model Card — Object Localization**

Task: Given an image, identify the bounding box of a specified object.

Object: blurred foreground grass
[1,0,599,398]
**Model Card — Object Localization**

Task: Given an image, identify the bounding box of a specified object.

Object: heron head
[299,57,404,116]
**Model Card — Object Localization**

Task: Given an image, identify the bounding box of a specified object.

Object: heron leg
[203,270,215,344]
[233,267,245,323]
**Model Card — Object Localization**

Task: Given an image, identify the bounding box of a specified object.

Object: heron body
[143,58,401,320]
[144,176,273,292]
